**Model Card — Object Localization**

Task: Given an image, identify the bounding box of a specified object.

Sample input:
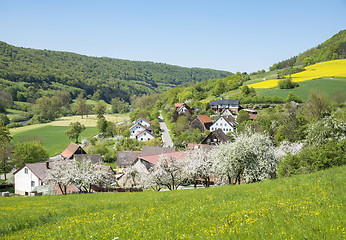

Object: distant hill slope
[0,41,232,102]
[271,29,346,70]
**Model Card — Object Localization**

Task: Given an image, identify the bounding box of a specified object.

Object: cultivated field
[0,166,344,239]
[248,59,346,89]
[10,113,130,156]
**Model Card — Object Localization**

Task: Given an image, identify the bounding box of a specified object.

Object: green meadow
[11,125,98,156]
[0,166,344,239]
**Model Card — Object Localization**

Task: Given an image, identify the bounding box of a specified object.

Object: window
[141,138,143,140]
[24,168,28,174]
[31,181,35,187]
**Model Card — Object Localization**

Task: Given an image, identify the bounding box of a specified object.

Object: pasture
[10,113,130,156]
[0,166,344,239]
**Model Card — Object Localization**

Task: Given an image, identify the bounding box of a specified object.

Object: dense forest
[0,41,232,103]
[270,30,346,70]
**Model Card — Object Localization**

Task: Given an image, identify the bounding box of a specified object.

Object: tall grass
[1,166,344,239]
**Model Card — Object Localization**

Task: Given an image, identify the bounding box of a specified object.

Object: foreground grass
[12,126,98,156]
[0,166,345,239]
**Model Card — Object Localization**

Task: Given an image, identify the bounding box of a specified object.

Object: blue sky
[1,0,345,73]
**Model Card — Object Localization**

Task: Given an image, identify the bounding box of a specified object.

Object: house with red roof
[190,115,213,133]
[60,142,86,159]
[129,118,155,141]
[133,151,186,171]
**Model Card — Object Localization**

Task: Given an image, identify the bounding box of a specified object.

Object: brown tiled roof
[197,115,212,124]
[61,142,86,159]
[175,103,184,109]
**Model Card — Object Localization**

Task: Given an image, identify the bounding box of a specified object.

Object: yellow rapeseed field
[248,59,346,89]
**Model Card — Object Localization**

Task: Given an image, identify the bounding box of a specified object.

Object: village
[11,98,263,196]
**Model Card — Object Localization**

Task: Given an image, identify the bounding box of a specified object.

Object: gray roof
[201,129,230,144]
[74,154,102,164]
[14,161,56,183]
[209,99,240,106]
[116,151,142,166]
[223,115,237,125]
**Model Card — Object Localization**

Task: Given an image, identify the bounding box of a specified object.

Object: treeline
[0,41,232,103]
[270,29,346,70]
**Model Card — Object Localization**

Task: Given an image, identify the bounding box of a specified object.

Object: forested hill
[0,41,232,102]
[270,29,346,70]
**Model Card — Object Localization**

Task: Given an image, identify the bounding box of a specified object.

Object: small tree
[237,110,249,124]
[150,154,186,190]
[75,93,88,119]
[65,121,86,143]
[183,150,213,187]
[46,160,77,195]
[93,100,107,119]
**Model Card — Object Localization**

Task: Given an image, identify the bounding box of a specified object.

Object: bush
[6,122,23,128]
[278,78,299,89]
[278,140,346,177]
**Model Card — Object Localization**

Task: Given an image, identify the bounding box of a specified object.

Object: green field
[12,126,98,156]
[0,166,344,239]
[255,77,346,101]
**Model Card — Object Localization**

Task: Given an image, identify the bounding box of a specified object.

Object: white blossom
[275,141,303,160]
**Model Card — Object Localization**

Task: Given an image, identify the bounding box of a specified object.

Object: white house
[13,162,53,196]
[209,99,240,113]
[136,129,155,142]
[133,118,152,128]
[221,108,237,119]
[129,123,154,138]
[209,115,237,134]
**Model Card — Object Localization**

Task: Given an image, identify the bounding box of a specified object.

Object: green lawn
[12,126,97,156]
[256,77,346,101]
[0,166,344,239]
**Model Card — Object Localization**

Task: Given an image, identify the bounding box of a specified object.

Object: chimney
[45,161,50,169]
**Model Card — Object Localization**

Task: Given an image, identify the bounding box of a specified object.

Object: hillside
[271,29,346,70]
[1,166,344,239]
[0,41,232,103]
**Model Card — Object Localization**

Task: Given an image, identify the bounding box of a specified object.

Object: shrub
[278,78,298,89]
[278,140,346,177]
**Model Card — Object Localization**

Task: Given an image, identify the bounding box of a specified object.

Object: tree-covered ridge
[271,29,346,70]
[0,41,232,102]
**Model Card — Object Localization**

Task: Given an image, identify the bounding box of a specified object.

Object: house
[13,161,79,196]
[174,103,194,115]
[201,129,230,145]
[61,142,86,159]
[221,108,237,118]
[190,115,213,133]
[136,129,155,142]
[116,150,142,173]
[116,146,176,173]
[133,117,152,128]
[129,123,154,139]
[209,99,240,113]
[209,115,237,134]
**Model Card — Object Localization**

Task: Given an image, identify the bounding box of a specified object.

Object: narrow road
[159,113,174,147]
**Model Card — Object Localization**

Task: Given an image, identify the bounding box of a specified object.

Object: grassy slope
[11,125,97,156]
[0,166,344,239]
[256,77,346,101]
[10,113,130,156]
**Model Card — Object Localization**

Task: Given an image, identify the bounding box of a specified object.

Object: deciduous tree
[65,121,86,143]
